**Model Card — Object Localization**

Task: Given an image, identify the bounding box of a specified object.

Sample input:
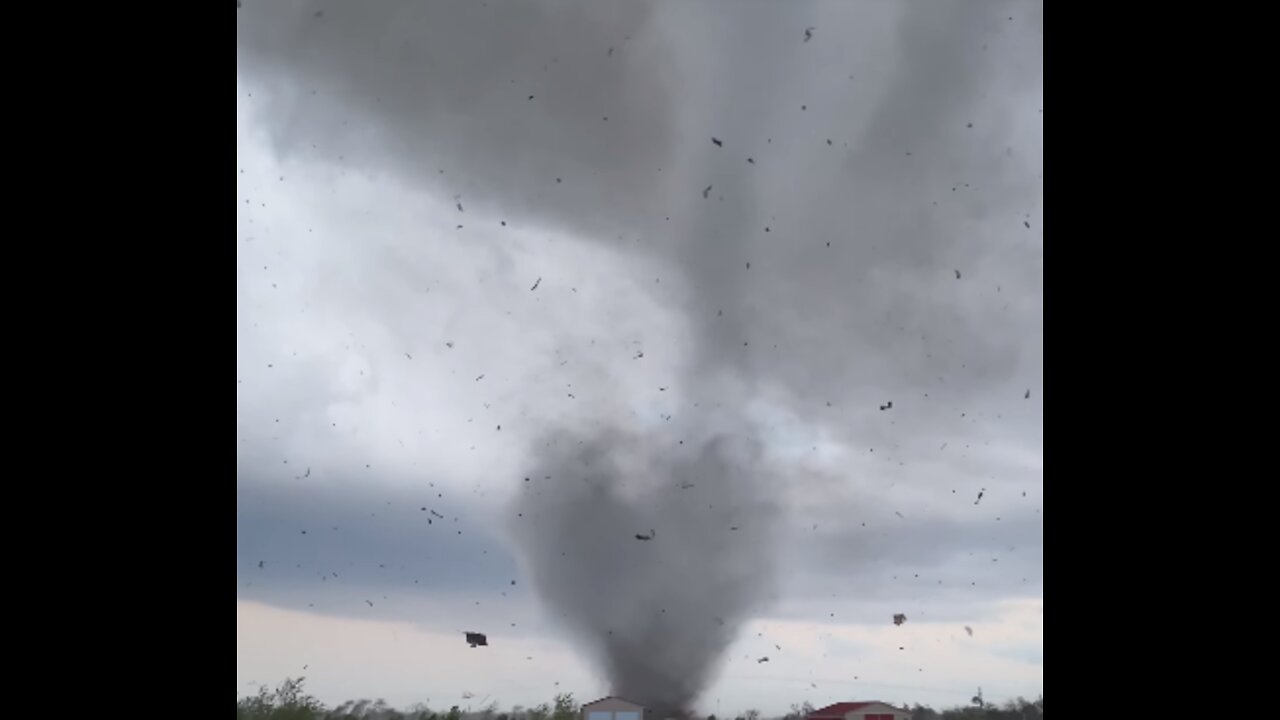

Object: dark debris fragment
[531,277,542,291]
[804,27,814,42]
[879,401,893,411]
[465,632,489,647]
[893,613,907,626]
[712,137,723,147]
[703,185,712,199]
[635,529,655,541]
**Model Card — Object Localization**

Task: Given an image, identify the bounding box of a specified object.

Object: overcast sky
[236,0,1042,714]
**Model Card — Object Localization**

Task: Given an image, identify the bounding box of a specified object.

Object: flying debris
[365,600,374,607]
[1024,220,1031,229]
[258,560,264,569]
[803,27,814,42]
[1025,389,1031,399]
[757,656,769,663]
[531,277,542,291]
[703,185,712,199]
[457,202,464,212]
[975,489,985,505]
[879,400,893,411]
[965,626,974,637]
[955,269,962,279]
[712,137,723,147]
[635,529,656,541]
[465,632,489,648]
[893,613,907,626]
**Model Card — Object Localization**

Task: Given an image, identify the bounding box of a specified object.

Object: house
[806,701,911,720]
[580,696,655,720]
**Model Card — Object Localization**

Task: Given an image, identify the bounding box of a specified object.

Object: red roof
[807,702,888,718]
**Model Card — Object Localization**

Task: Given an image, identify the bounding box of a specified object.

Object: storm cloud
[237,0,1041,711]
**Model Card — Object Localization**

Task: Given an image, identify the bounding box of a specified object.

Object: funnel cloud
[510,431,780,712]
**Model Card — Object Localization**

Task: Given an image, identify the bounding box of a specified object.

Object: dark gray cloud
[778,513,1043,625]
[237,0,676,240]
[237,477,525,628]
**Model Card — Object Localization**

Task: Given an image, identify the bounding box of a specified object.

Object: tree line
[237,678,1042,720]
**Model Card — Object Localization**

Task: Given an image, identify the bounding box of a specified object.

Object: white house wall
[581,697,647,720]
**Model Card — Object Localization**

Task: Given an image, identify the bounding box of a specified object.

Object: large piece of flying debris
[465,632,488,647]
[893,613,907,626]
